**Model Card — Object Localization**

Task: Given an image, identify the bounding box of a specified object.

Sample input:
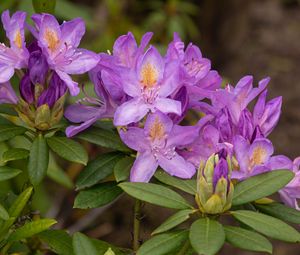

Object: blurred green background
[1,0,300,254]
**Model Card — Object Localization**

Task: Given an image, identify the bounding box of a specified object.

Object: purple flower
[113,46,181,126]
[0,82,18,104]
[253,89,282,137]
[64,63,117,137]
[278,157,300,210]
[212,76,269,124]
[31,13,99,96]
[112,32,153,68]
[232,135,274,180]
[0,10,29,82]
[119,111,197,182]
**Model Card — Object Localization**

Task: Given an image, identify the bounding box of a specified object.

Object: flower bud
[196,150,234,214]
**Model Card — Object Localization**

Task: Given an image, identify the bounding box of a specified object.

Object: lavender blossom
[30,13,99,96]
[0,10,29,82]
[119,111,198,182]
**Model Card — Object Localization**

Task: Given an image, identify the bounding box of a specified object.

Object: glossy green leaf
[32,0,56,14]
[0,203,9,220]
[119,182,192,209]
[114,156,134,182]
[47,137,88,165]
[28,134,49,186]
[137,230,188,255]
[104,248,115,255]
[224,226,272,254]
[152,209,194,235]
[91,238,128,255]
[74,182,122,209]
[2,148,29,162]
[76,127,130,152]
[0,187,33,239]
[73,232,98,255]
[76,152,123,190]
[0,125,27,142]
[255,202,300,224]
[0,166,22,181]
[189,218,225,255]
[232,170,294,205]
[38,229,74,255]
[231,210,300,242]
[8,219,57,242]
[154,170,196,195]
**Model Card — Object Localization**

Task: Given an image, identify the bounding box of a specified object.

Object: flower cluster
[0,10,99,129]
[65,31,299,210]
[0,11,299,210]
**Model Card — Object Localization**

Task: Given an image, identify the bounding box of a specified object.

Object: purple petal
[267,155,293,171]
[65,104,101,123]
[158,60,180,97]
[138,32,153,53]
[0,63,14,83]
[144,111,173,137]
[38,14,61,54]
[113,98,149,126]
[28,49,48,84]
[20,74,34,104]
[0,82,18,104]
[168,124,199,147]
[55,70,80,96]
[66,117,97,137]
[119,127,149,151]
[248,138,274,166]
[59,49,99,74]
[157,152,196,179]
[154,98,181,115]
[130,151,158,182]
[113,32,138,67]
[233,135,250,172]
[61,18,85,48]
[137,46,164,87]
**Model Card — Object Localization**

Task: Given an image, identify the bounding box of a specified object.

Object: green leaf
[76,152,123,190]
[152,209,194,235]
[114,156,134,182]
[8,219,57,242]
[137,230,189,255]
[28,134,49,186]
[47,137,88,165]
[0,166,22,181]
[73,232,98,255]
[119,182,192,209]
[104,248,115,255]
[189,218,225,255]
[231,210,300,242]
[255,202,300,224]
[232,170,294,205]
[38,229,74,255]
[0,203,9,220]
[9,186,33,217]
[2,148,29,162]
[0,125,27,142]
[91,238,127,255]
[76,127,130,152]
[32,0,56,14]
[154,170,196,195]
[0,187,33,239]
[224,226,272,254]
[74,182,122,209]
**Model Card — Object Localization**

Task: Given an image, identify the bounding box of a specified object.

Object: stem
[133,199,141,252]
[176,240,190,255]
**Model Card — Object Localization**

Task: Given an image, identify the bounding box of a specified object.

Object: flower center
[149,117,165,142]
[44,29,59,52]
[184,58,204,77]
[140,63,158,88]
[249,146,267,169]
[14,30,22,49]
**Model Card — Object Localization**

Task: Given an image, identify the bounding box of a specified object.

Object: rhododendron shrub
[0,5,300,255]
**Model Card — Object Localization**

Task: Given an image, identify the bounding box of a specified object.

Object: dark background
[2,0,300,254]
